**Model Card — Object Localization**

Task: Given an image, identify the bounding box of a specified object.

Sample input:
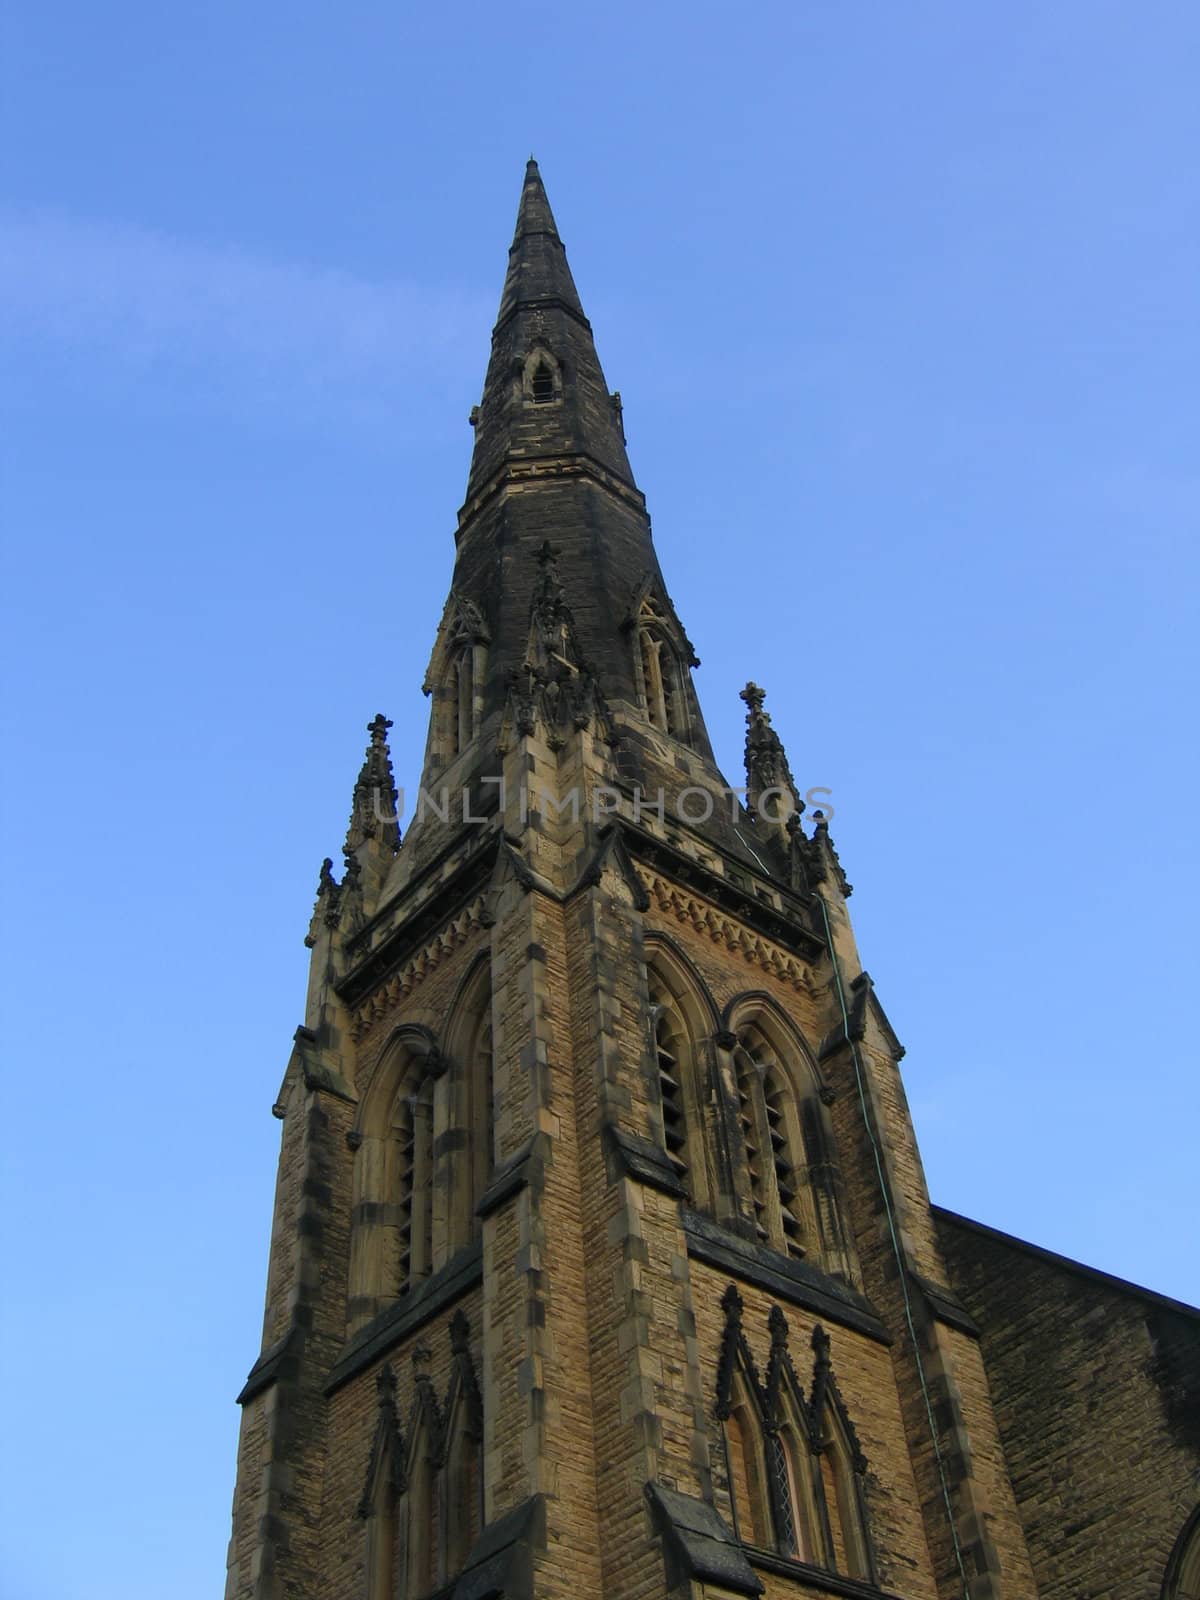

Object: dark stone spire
[466,159,635,497]
[495,158,587,325]
[426,160,717,777]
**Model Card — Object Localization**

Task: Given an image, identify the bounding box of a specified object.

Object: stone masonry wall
[936,1209,1200,1600]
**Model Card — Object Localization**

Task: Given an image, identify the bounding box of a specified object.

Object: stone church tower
[226,163,1200,1600]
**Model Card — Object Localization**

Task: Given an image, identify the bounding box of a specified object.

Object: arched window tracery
[724,1000,857,1284]
[732,1022,809,1259]
[349,1031,444,1333]
[349,971,495,1341]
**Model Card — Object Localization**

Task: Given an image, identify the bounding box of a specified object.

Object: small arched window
[364,1456,397,1600]
[443,1404,482,1576]
[775,1422,819,1562]
[818,1412,873,1581]
[725,1383,771,1547]
[402,1418,437,1599]
[636,596,688,741]
[530,358,556,403]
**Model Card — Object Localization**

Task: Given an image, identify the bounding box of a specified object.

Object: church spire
[495,158,587,325]
[465,160,635,497]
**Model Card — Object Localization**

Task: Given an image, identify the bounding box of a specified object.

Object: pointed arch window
[725,1003,858,1284]
[636,596,689,741]
[817,1408,873,1581]
[441,1313,485,1579]
[775,1422,818,1563]
[725,1379,771,1548]
[401,1388,439,1600]
[646,959,712,1210]
[395,1072,435,1289]
[348,1030,445,1336]
[426,599,489,772]
[530,359,555,403]
[442,965,495,1257]
[522,348,561,405]
[732,1022,809,1259]
[359,1367,404,1600]
[716,1292,876,1582]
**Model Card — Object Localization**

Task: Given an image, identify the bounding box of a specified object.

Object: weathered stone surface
[224,161,1199,1600]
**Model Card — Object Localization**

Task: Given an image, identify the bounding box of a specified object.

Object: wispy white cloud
[0,212,492,428]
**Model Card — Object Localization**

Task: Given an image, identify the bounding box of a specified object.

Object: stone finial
[375,1362,397,1404]
[610,390,625,442]
[721,1282,744,1325]
[810,811,852,898]
[768,1303,790,1350]
[305,856,342,946]
[341,712,401,918]
[740,681,766,717]
[450,1309,471,1354]
[811,1323,831,1369]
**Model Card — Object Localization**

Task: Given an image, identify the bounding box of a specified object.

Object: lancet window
[348,972,495,1338]
[732,1021,810,1259]
[635,595,689,741]
[726,1002,857,1284]
[522,347,561,405]
[426,599,489,771]
[715,1289,875,1583]
[359,1315,485,1599]
[646,953,714,1212]
[442,963,495,1255]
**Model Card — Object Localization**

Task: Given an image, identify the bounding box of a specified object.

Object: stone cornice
[457,450,646,536]
[324,1242,483,1395]
[337,837,499,1023]
[620,820,825,966]
[682,1209,890,1346]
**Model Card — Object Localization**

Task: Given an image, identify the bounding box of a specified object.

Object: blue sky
[2,4,1198,1597]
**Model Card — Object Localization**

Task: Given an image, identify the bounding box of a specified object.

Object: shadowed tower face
[224,161,1175,1600]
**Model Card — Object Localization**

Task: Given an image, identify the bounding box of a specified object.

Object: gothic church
[226,162,1200,1600]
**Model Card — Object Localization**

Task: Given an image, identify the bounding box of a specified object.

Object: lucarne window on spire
[530,358,556,404]
[637,597,689,742]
